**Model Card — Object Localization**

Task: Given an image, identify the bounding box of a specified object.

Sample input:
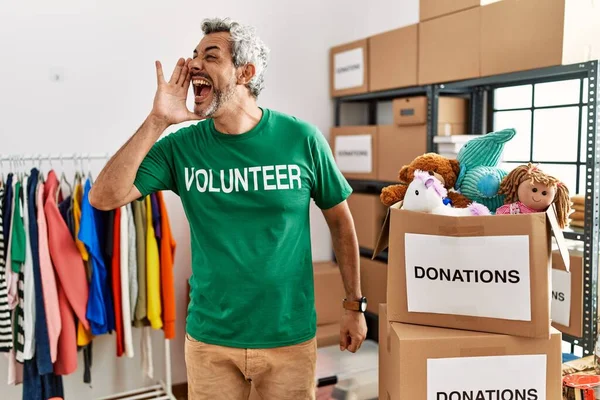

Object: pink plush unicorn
[402,170,491,216]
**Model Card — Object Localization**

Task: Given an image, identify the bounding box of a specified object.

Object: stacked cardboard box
[360,257,387,316]
[330,95,466,182]
[330,0,599,95]
[551,249,584,338]
[347,193,388,249]
[433,135,479,159]
[375,201,571,399]
[313,261,345,347]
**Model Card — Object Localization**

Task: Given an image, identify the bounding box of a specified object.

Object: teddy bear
[380,152,472,208]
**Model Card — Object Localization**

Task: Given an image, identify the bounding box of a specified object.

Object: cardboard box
[314,262,345,326]
[481,0,600,77]
[347,193,388,249]
[360,257,387,315]
[368,24,418,92]
[392,96,467,126]
[419,0,501,21]
[379,304,562,400]
[418,7,481,85]
[316,323,340,348]
[438,123,467,136]
[392,96,427,126]
[374,202,571,338]
[378,305,391,400]
[433,135,479,157]
[551,250,583,338]
[330,39,369,97]
[330,126,378,180]
[377,125,428,183]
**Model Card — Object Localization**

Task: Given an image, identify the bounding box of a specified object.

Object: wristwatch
[343,296,367,313]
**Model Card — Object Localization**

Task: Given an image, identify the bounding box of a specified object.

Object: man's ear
[237,63,256,85]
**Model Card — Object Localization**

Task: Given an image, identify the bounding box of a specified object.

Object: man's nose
[189,58,204,73]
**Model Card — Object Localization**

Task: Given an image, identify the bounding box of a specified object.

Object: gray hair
[201,17,270,98]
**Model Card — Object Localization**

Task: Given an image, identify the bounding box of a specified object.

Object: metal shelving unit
[335,61,600,355]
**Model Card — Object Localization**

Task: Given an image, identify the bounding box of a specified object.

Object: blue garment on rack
[23,358,64,400]
[57,193,94,384]
[27,168,53,374]
[23,168,63,400]
[79,178,114,335]
[58,195,74,238]
[150,193,161,240]
[101,208,116,332]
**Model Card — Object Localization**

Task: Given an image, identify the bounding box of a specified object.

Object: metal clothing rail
[1,152,177,400]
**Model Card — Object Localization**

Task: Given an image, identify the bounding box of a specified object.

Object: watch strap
[343,300,361,311]
[343,297,366,312]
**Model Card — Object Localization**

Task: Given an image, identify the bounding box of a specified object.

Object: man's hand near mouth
[151,57,204,126]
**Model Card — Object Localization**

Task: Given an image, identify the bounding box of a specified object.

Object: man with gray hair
[89,17,367,399]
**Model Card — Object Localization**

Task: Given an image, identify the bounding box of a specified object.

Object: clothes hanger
[58,153,73,197]
[8,156,13,181]
[37,154,45,183]
[21,155,29,183]
[79,154,86,182]
[16,155,22,183]
[12,155,18,182]
[86,153,94,183]
[74,154,83,187]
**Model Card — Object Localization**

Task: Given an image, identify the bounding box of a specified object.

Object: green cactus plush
[454,128,517,212]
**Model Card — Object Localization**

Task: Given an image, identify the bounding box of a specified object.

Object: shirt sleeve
[133,135,178,197]
[310,128,353,209]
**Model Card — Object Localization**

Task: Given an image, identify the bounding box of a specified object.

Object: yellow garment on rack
[77,321,93,346]
[73,182,89,261]
[145,196,162,330]
[74,182,94,346]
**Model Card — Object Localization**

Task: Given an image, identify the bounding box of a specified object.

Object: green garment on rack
[11,181,25,273]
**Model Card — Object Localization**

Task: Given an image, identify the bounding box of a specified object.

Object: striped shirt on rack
[0,185,13,352]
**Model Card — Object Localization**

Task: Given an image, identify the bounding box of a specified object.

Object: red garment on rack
[54,283,77,375]
[44,170,89,375]
[44,171,90,331]
[156,192,176,339]
[112,208,124,357]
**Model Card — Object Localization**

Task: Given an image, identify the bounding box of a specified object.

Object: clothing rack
[1,152,176,400]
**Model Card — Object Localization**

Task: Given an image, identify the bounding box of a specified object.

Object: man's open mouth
[192,77,213,103]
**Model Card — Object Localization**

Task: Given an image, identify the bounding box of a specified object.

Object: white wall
[0,0,417,398]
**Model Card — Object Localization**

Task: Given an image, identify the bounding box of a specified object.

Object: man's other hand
[339,309,367,353]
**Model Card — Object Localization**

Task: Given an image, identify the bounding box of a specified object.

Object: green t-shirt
[134,108,352,348]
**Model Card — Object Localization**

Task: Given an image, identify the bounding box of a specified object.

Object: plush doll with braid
[496,163,572,229]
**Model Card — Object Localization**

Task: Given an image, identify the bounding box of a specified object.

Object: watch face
[360,299,367,312]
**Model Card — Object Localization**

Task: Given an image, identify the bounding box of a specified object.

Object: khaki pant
[184,333,317,400]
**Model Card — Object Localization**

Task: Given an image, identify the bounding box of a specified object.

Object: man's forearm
[89,114,170,210]
[330,215,362,300]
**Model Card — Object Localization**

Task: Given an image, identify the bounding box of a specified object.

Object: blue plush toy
[454,128,517,212]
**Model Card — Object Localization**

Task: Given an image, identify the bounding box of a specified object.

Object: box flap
[546,203,570,272]
[372,201,402,258]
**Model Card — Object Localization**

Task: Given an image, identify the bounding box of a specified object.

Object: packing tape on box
[460,347,506,358]
[439,225,485,236]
